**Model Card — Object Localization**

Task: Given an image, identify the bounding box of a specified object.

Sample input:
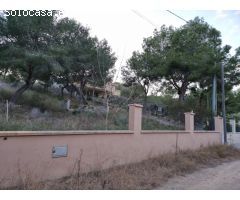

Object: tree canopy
[0,11,116,104]
[123,17,240,102]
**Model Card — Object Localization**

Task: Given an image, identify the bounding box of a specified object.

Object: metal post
[221,63,227,144]
[6,100,9,122]
[212,74,217,116]
[211,74,217,130]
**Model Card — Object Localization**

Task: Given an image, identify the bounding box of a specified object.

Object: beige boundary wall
[0,104,223,187]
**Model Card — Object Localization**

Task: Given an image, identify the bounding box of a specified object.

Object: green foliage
[0,87,12,100]
[0,119,26,131]
[52,18,116,102]
[19,91,63,112]
[0,10,63,103]
[0,12,116,104]
[108,110,128,130]
[146,95,171,104]
[0,10,62,82]
[117,83,145,100]
[123,17,240,101]
[122,52,151,100]
[154,93,212,129]
[0,87,63,112]
[225,89,240,117]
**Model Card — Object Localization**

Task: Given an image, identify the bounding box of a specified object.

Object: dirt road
[158,160,240,190]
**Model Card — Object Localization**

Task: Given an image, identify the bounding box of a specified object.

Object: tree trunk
[61,85,66,97]
[178,93,185,102]
[199,92,204,108]
[10,65,34,104]
[10,83,31,104]
[177,80,189,103]
[143,91,148,113]
[178,87,187,102]
[71,84,88,105]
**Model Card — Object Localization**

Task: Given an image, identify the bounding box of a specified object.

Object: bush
[110,111,128,130]
[0,88,13,100]
[150,94,212,130]
[117,84,145,101]
[0,88,63,112]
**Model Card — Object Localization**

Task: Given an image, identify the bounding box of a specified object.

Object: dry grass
[0,101,179,131]
[6,144,240,190]
[0,102,124,131]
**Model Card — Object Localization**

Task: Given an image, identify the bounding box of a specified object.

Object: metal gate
[227,119,240,148]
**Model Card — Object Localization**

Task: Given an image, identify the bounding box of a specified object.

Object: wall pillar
[214,116,224,144]
[184,111,195,133]
[128,104,143,135]
[214,116,223,133]
[229,119,236,134]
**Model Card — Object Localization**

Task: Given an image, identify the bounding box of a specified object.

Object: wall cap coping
[215,116,223,119]
[184,111,195,115]
[128,104,143,108]
[142,130,221,134]
[193,131,221,134]
[0,129,221,137]
[141,130,190,134]
[0,130,134,137]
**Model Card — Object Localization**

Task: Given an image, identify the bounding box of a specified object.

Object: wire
[131,10,157,28]
[166,10,188,23]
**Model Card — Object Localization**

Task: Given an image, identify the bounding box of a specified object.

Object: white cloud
[234,10,240,15]
[215,10,228,20]
[232,24,240,32]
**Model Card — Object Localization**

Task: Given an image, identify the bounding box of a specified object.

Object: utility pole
[221,63,227,144]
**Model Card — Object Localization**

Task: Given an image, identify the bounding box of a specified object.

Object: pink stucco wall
[0,105,223,187]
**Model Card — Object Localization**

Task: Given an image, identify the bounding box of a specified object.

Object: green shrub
[149,94,212,128]
[0,88,63,112]
[0,88,13,100]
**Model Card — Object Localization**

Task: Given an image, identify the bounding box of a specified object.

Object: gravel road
[158,160,240,190]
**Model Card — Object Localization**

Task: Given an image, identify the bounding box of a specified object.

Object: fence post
[229,119,236,134]
[128,104,143,135]
[184,111,195,133]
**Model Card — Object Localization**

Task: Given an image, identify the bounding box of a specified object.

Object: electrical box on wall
[52,145,68,158]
